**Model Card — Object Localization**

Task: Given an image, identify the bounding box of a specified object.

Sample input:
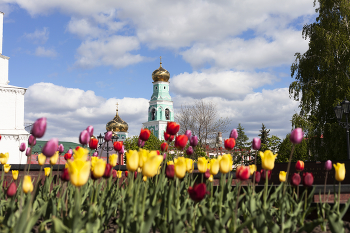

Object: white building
[0,12,29,164]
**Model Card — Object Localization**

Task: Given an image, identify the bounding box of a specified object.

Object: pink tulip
[104,131,113,141]
[67,149,73,155]
[58,144,64,153]
[230,129,238,140]
[290,128,304,144]
[28,135,36,146]
[190,135,198,147]
[79,130,90,145]
[26,147,32,156]
[138,138,145,148]
[163,153,167,160]
[42,138,58,157]
[19,143,26,152]
[7,183,17,197]
[86,125,94,137]
[92,151,98,157]
[186,146,194,156]
[185,130,192,140]
[252,138,261,150]
[31,117,47,138]
[325,160,332,171]
[118,145,124,155]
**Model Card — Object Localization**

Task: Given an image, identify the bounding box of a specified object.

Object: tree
[289,0,350,160]
[276,134,310,163]
[124,133,163,151]
[175,99,231,147]
[236,123,250,150]
[258,123,270,151]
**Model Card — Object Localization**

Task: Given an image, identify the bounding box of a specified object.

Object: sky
[0,0,317,144]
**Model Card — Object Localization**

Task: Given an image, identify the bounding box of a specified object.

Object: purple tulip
[186,146,194,156]
[92,151,98,157]
[31,117,47,138]
[230,129,238,140]
[79,130,90,145]
[252,138,261,150]
[25,147,32,157]
[325,160,332,171]
[28,135,36,146]
[138,138,145,148]
[290,128,304,144]
[58,144,64,153]
[185,130,192,140]
[19,143,26,152]
[42,138,58,157]
[118,145,124,154]
[104,131,113,141]
[163,153,167,160]
[67,149,73,155]
[86,125,94,137]
[190,135,198,147]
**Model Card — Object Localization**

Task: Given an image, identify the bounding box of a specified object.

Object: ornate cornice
[1,134,29,141]
[0,88,26,95]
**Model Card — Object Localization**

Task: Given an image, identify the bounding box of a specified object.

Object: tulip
[79,130,90,145]
[252,138,261,150]
[209,159,219,175]
[19,143,26,152]
[224,138,235,150]
[334,163,346,182]
[261,169,272,180]
[119,145,125,155]
[190,135,198,147]
[167,161,174,165]
[38,153,46,166]
[86,125,94,137]
[44,167,51,177]
[174,157,187,179]
[68,149,73,155]
[42,138,58,158]
[138,149,151,168]
[208,175,213,182]
[291,173,301,186]
[166,122,180,135]
[109,154,118,167]
[64,153,72,160]
[164,132,174,142]
[73,147,89,161]
[186,146,194,156]
[103,164,112,178]
[185,158,194,173]
[139,128,151,141]
[142,176,147,182]
[12,170,18,180]
[236,166,250,180]
[28,135,36,146]
[25,148,31,157]
[91,158,106,179]
[50,152,59,165]
[89,138,99,150]
[219,154,233,174]
[260,150,277,171]
[4,164,10,173]
[279,171,287,182]
[142,154,163,178]
[185,130,192,140]
[31,117,47,138]
[116,170,122,179]
[22,175,33,193]
[175,135,188,150]
[7,182,17,197]
[254,171,261,183]
[249,164,257,175]
[58,144,64,153]
[290,128,304,144]
[113,141,123,152]
[0,135,1,140]
[161,142,168,152]
[188,183,207,202]
[61,168,70,181]
[138,138,145,148]
[230,129,238,139]
[295,160,304,172]
[104,131,113,141]
[125,170,129,177]
[0,152,9,164]
[325,160,332,171]
[126,150,139,172]
[67,159,91,187]
[93,151,98,157]
[303,172,314,187]
[197,157,208,173]
[166,165,174,179]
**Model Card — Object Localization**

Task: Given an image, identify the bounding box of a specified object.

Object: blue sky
[1,0,317,143]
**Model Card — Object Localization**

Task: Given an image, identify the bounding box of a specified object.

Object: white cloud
[35,46,57,57]
[23,27,49,44]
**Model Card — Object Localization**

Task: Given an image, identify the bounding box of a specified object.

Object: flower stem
[323,171,328,203]
[233,183,242,232]
[219,174,224,219]
[338,182,341,213]
[264,170,268,209]
[283,144,295,195]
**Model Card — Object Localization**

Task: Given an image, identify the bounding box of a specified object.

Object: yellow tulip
[109,154,118,167]
[209,175,213,182]
[249,165,257,175]
[117,170,122,178]
[91,158,106,179]
[65,163,68,168]
[12,170,18,180]
[142,154,163,178]
[23,175,33,194]
[0,153,9,165]
[334,163,346,182]
[125,150,139,172]
[67,159,91,187]
[207,162,211,170]
[197,157,207,173]
[4,164,11,173]
[174,157,187,179]
[217,155,222,163]
[38,153,46,166]
[50,151,59,165]
[143,176,147,182]
[167,161,174,165]
[209,159,219,175]
[279,171,286,182]
[260,150,277,171]
[138,149,150,168]
[219,154,233,174]
[73,147,89,161]
[44,167,51,177]
[185,158,194,173]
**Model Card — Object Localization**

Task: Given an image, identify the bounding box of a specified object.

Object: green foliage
[236,123,250,150]
[124,133,163,152]
[276,134,310,163]
[259,123,270,147]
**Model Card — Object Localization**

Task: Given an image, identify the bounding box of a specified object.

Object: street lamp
[334,98,350,160]
[97,132,119,164]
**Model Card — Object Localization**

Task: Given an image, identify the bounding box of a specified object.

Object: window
[152,108,156,120]
[155,86,158,89]
[165,108,170,120]
[164,86,166,89]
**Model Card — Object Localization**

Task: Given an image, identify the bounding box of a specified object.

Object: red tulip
[252,138,261,150]
[58,144,64,153]
[166,122,180,135]
[303,172,314,187]
[61,168,70,181]
[42,138,58,157]
[64,153,72,160]
[224,138,235,150]
[186,146,194,156]
[290,128,304,144]
[254,171,261,183]
[161,142,168,152]
[103,164,112,178]
[104,131,113,141]
[175,135,188,150]
[139,128,151,141]
[0,135,1,140]
[166,165,174,179]
[19,143,26,152]
[164,132,174,142]
[112,170,117,179]
[28,135,36,146]
[31,117,47,138]
[291,173,301,186]
[113,141,123,152]
[188,183,207,202]
[88,138,98,150]
[156,150,160,155]
[236,166,250,180]
[261,169,272,180]
[295,160,304,172]
[7,183,17,197]
[79,130,90,145]
[204,169,210,179]
[86,125,94,137]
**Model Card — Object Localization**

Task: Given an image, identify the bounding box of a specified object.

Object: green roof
[31,141,89,154]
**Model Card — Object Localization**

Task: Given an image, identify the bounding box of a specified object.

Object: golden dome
[152,59,170,82]
[106,107,128,132]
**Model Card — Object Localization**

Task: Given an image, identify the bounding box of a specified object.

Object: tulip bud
[118,145,125,155]
[79,130,90,145]
[67,149,73,155]
[190,135,198,147]
[254,171,261,183]
[230,129,238,139]
[161,142,168,152]
[166,122,180,135]
[290,128,304,144]
[93,151,98,157]
[44,167,51,177]
[28,135,36,146]
[303,172,314,187]
[175,135,188,150]
[224,138,235,150]
[185,130,192,140]
[138,138,145,148]
[139,128,151,141]
[42,138,58,157]
[334,163,346,182]
[19,143,26,152]
[64,153,72,160]
[188,183,207,202]
[113,141,123,152]
[58,144,64,153]
[261,169,272,180]
[0,135,1,140]
[31,117,47,138]
[125,170,128,177]
[295,160,304,172]
[163,153,167,160]
[104,131,113,141]
[236,166,250,180]
[204,169,210,179]
[7,183,17,197]
[279,171,287,182]
[252,138,261,150]
[26,147,31,157]
[186,146,194,156]
[166,165,175,179]
[12,170,19,180]
[61,168,70,181]
[325,160,332,171]
[103,164,112,178]
[112,170,117,179]
[89,138,99,150]
[164,132,174,142]
[22,175,33,194]
[86,125,94,137]
[291,173,301,186]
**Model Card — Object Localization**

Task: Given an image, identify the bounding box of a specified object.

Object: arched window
[165,108,170,120]
[152,108,156,120]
